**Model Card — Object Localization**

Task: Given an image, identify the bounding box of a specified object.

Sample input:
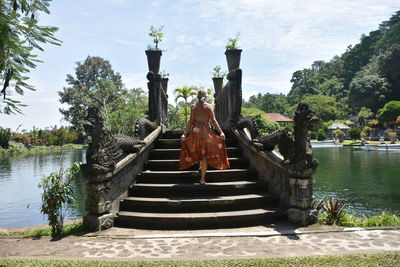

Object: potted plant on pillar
[161,70,169,94]
[145,25,164,74]
[211,65,227,96]
[225,32,242,72]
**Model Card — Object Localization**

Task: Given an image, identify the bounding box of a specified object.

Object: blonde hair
[197,89,207,103]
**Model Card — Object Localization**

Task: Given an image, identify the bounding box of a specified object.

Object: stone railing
[214,68,242,130]
[83,126,162,231]
[213,49,319,226]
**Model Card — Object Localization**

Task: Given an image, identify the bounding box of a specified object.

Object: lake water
[313,146,400,216]
[0,147,399,228]
[0,150,87,228]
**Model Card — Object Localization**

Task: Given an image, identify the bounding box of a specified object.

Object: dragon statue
[239,103,319,178]
[81,106,146,175]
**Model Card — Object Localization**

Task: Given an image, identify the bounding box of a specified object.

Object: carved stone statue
[253,103,319,178]
[134,117,158,140]
[82,106,146,176]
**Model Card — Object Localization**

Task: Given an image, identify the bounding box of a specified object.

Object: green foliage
[315,197,346,225]
[302,94,343,122]
[349,127,361,140]
[212,65,227,78]
[241,107,280,134]
[357,107,373,127]
[348,75,390,113]
[287,11,400,114]
[0,127,11,148]
[225,32,240,50]
[58,56,146,136]
[1,252,400,267]
[377,101,400,122]
[243,93,289,116]
[0,0,61,114]
[148,25,164,50]
[309,131,317,140]
[11,127,78,147]
[317,129,326,141]
[330,211,400,228]
[174,85,197,127]
[333,128,345,141]
[0,221,84,238]
[161,70,169,78]
[38,162,81,238]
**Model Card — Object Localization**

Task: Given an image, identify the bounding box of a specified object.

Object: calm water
[1,147,399,228]
[0,150,87,228]
[313,146,400,216]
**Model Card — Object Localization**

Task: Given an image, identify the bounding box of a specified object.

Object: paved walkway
[1,223,400,261]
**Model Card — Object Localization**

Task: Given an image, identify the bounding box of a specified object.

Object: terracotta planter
[145,50,162,74]
[225,49,242,72]
[212,77,223,96]
[161,77,169,94]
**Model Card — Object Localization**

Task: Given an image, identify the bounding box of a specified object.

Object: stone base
[83,213,115,232]
[288,208,316,226]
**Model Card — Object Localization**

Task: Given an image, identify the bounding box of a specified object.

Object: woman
[179,89,230,184]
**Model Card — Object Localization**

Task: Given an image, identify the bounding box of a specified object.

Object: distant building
[264,113,293,126]
[327,122,350,139]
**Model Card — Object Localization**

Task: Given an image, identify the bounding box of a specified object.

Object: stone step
[144,157,248,171]
[119,193,277,213]
[155,138,237,149]
[129,181,267,197]
[136,169,257,184]
[149,147,242,160]
[115,208,287,229]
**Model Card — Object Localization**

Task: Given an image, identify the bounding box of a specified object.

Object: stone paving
[1,224,400,261]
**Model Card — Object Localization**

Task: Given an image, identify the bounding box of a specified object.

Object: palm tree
[174,85,197,127]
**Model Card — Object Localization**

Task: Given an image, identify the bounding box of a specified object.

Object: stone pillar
[83,179,115,231]
[287,177,316,226]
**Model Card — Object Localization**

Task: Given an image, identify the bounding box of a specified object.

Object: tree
[0,0,61,114]
[302,95,341,122]
[317,129,326,141]
[348,75,391,113]
[58,56,124,134]
[376,101,400,123]
[174,85,197,127]
[378,44,400,101]
[357,107,373,127]
[349,127,361,140]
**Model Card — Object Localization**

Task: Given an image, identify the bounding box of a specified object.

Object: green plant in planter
[38,162,81,238]
[148,25,164,50]
[334,128,345,142]
[161,70,169,78]
[212,65,227,78]
[225,32,240,50]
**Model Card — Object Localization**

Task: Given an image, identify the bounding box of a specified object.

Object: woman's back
[192,103,211,122]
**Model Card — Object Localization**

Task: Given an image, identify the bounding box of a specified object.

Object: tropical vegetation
[0,0,61,114]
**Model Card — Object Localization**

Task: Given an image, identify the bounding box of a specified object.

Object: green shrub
[317,129,326,141]
[38,162,81,238]
[334,128,345,142]
[349,127,361,140]
[309,131,317,140]
[0,127,11,149]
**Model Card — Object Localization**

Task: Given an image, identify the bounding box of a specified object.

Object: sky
[1,0,400,131]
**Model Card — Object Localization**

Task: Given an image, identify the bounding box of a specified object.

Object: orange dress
[179,121,230,170]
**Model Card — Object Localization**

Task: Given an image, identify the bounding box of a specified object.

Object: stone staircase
[115,130,286,229]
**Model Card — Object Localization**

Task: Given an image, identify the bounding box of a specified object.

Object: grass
[0,252,399,266]
[0,143,85,156]
[0,221,85,238]
[318,211,400,227]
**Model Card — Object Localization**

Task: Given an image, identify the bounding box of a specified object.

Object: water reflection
[313,147,400,216]
[0,149,87,228]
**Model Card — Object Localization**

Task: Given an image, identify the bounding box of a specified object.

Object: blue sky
[1,0,399,131]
